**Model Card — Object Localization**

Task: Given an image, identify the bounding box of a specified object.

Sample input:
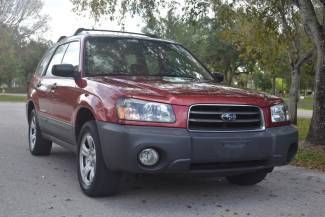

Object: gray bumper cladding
[97,122,298,176]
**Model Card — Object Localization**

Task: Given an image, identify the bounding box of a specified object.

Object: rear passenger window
[45,44,68,76]
[62,41,80,67]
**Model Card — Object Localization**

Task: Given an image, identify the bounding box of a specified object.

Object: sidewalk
[297,109,312,118]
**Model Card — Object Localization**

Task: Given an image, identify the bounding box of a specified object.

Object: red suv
[27,28,298,197]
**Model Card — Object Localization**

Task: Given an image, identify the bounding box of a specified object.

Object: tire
[77,121,121,197]
[226,170,268,186]
[28,110,52,155]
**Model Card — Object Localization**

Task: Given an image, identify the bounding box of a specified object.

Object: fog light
[138,148,159,166]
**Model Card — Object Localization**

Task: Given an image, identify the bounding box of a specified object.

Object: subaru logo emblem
[221,112,237,122]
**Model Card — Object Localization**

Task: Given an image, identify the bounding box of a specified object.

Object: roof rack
[73,28,158,38]
[57,36,67,42]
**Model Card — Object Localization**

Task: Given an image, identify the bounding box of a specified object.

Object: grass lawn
[294,146,325,172]
[293,118,325,171]
[297,96,313,110]
[0,94,26,102]
[297,118,311,141]
[284,96,313,110]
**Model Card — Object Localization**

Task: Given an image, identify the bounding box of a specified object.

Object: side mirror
[52,64,80,80]
[211,72,224,83]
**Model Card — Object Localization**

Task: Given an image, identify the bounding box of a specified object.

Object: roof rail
[57,36,67,42]
[73,28,158,38]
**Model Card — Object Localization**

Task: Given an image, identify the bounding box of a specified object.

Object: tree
[215,0,313,124]
[0,0,49,88]
[0,26,20,87]
[295,0,325,145]
[19,39,50,81]
[0,0,48,37]
[271,0,314,124]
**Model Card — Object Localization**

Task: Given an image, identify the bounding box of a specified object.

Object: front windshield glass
[85,37,213,81]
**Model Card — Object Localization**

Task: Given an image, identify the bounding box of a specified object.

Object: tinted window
[62,41,80,67]
[45,44,68,76]
[85,38,213,81]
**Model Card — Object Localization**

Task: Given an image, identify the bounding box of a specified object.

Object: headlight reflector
[271,103,289,122]
[117,98,176,123]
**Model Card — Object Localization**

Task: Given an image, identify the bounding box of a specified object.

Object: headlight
[116,98,176,123]
[271,103,289,122]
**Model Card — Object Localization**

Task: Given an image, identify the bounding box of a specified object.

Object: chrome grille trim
[187,104,266,132]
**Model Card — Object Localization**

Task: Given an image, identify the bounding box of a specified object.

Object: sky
[42,0,144,42]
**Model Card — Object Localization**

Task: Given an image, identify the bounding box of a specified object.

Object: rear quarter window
[44,44,69,76]
[35,47,55,76]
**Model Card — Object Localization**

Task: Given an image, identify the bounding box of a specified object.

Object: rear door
[32,47,54,119]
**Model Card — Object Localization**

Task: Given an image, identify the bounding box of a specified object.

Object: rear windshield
[84,37,213,81]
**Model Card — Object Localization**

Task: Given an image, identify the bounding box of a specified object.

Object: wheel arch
[74,105,97,142]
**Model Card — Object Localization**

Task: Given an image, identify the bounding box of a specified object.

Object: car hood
[89,76,281,107]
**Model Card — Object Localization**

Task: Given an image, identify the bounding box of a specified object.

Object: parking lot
[0,102,324,217]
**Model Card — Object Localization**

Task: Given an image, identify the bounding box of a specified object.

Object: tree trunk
[227,71,234,86]
[306,42,325,145]
[288,67,300,125]
[272,76,276,95]
[297,0,325,145]
[224,67,234,86]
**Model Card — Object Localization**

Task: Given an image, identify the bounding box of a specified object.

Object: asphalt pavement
[0,102,324,217]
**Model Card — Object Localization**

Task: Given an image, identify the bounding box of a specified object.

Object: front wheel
[77,121,121,197]
[226,170,268,186]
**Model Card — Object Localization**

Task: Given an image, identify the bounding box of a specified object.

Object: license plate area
[191,136,273,163]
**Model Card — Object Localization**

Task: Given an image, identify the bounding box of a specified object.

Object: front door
[50,41,81,144]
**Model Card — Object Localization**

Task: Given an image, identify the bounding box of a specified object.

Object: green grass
[284,96,313,110]
[297,118,311,141]
[0,95,26,102]
[292,118,325,171]
[297,96,313,110]
[294,146,325,172]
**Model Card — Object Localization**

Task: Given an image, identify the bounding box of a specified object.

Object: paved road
[0,102,324,217]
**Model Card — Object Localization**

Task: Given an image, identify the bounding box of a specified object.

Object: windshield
[84,37,213,81]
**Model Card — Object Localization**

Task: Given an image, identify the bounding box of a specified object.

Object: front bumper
[97,122,298,176]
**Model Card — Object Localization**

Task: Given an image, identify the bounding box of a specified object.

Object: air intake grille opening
[188,105,264,131]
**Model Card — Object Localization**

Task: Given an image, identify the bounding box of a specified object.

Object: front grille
[188,105,264,132]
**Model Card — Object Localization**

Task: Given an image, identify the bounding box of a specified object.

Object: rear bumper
[97,122,298,176]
